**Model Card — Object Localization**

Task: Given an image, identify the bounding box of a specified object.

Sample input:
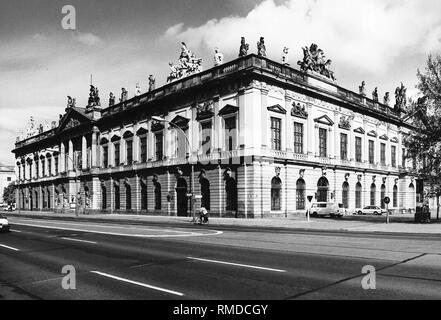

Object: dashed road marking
[0,244,20,251]
[187,257,287,273]
[60,237,97,244]
[90,271,184,296]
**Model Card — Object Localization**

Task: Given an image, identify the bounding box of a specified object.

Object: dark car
[0,214,10,232]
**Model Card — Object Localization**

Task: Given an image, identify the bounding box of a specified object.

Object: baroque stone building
[12,49,417,218]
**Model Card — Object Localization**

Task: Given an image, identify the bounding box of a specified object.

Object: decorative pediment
[100,137,109,145]
[57,107,91,133]
[379,134,389,141]
[123,130,134,139]
[390,137,398,143]
[170,115,190,130]
[338,116,351,130]
[367,130,377,137]
[267,104,287,115]
[151,121,165,132]
[136,127,148,136]
[111,135,121,142]
[218,104,239,117]
[314,115,334,126]
[291,102,308,119]
[354,127,365,134]
[196,101,215,121]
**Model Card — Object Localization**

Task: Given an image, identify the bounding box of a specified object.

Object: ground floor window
[342,182,349,209]
[393,185,398,207]
[154,181,161,210]
[381,184,386,209]
[317,177,329,202]
[200,177,210,210]
[141,182,147,210]
[271,177,282,211]
[356,183,362,208]
[126,184,132,210]
[296,179,306,210]
[225,177,237,211]
[370,184,376,206]
[114,185,120,210]
[102,185,107,210]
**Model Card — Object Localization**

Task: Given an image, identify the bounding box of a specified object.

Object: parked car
[0,214,10,232]
[308,202,346,218]
[356,206,388,216]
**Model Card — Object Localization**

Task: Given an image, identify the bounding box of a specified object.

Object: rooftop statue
[239,37,249,57]
[109,92,115,107]
[25,116,37,138]
[372,87,379,102]
[120,88,128,102]
[384,92,390,106]
[394,82,407,111]
[282,47,289,65]
[88,85,101,107]
[135,83,141,96]
[214,48,224,66]
[167,42,203,83]
[297,43,336,81]
[359,81,366,96]
[67,96,76,108]
[257,37,266,57]
[148,75,156,91]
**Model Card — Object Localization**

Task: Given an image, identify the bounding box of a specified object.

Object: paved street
[1,216,441,300]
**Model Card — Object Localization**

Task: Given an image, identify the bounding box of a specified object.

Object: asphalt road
[1,217,441,300]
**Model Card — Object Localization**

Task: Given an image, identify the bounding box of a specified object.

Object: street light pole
[151,116,196,222]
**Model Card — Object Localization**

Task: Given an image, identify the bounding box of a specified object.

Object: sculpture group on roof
[394,82,407,111]
[239,37,249,57]
[87,85,101,108]
[167,42,203,83]
[257,37,266,57]
[297,43,336,81]
[67,96,76,109]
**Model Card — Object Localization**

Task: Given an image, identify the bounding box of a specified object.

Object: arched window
[42,189,46,209]
[114,185,120,210]
[393,185,398,208]
[225,176,237,211]
[381,184,386,209]
[342,182,349,209]
[296,179,306,210]
[176,177,188,217]
[34,190,38,209]
[355,182,362,209]
[370,183,376,206]
[271,177,282,211]
[154,181,161,210]
[317,177,329,202]
[141,181,147,211]
[126,184,132,210]
[102,185,107,210]
[200,176,210,210]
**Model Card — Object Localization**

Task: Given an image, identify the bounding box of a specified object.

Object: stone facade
[12,54,417,218]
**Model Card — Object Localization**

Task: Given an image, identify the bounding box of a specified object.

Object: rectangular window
[369,140,375,164]
[140,137,147,163]
[319,128,327,157]
[48,158,52,176]
[340,133,348,160]
[35,161,39,178]
[225,117,237,152]
[201,121,212,155]
[355,137,362,163]
[155,133,163,160]
[391,146,396,168]
[402,148,406,168]
[41,159,45,177]
[102,146,108,168]
[380,143,386,165]
[126,140,133,165]
[114,143,120,166]
[293,122,304,154]
[271,117,282,151]
[54,157,59,175]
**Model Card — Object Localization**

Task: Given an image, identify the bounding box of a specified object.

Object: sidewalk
[5,210,441,235]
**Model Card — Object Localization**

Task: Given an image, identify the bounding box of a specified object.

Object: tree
[3,182,16,205]
[405,54,441,219]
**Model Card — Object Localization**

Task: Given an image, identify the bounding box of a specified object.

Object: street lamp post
[151,116,196,222]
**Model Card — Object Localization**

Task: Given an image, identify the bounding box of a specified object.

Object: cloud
[71,31,104,46]
[163,0,441,76]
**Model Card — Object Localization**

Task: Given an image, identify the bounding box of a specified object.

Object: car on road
[0,214,10,232]
[307,202,346,218]
[356,206,388,216]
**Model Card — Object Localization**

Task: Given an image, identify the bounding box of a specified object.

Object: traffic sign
[384,197,390,205]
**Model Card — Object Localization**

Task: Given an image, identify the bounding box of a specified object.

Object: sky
[1,0,440,166]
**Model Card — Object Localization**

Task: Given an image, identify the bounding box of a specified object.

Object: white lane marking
[187,257,286,273]
[12,219,192,234]
[11,222,223,238]
[12,230,22,233]
[90,271,184,297]
[0,244,20,251]
[61,237,97,244]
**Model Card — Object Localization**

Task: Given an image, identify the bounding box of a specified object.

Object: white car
[357,206,388,216]
[308,202,346,218]
[0,214,10,232]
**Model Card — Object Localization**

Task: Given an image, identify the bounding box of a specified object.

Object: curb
[6,212,441,238]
